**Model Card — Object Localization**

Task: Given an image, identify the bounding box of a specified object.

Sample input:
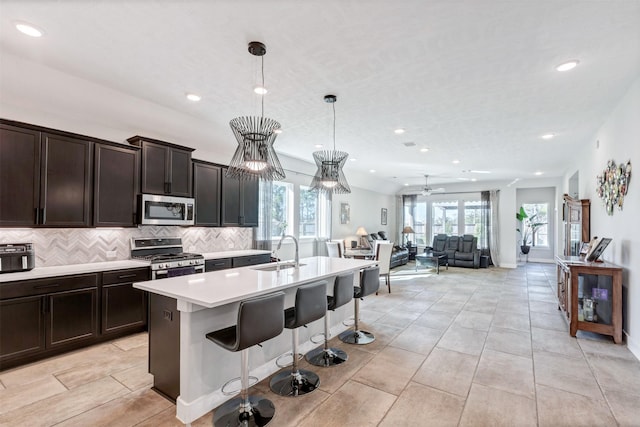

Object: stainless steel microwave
[139,194,195,226]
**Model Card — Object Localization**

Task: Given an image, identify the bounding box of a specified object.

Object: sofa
[429,234,480,268]
[368,232,408,268]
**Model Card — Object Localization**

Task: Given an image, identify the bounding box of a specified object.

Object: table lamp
[356,226,369,248]
[402,226,415,247]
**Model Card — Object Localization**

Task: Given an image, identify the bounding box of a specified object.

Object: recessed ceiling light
[313,144,323,148]
[254,86,268,95]
[556,60,579,72]
[350,158,357,162]
[541,133,555,140]
[369,169,376,173]
[471,178,477,182]
[470,170,491,174]
[186,93,201,102]
[452,160,460,164]
[394,128,405,135]
[535,171,544,176]
[404,183,409,186]
[15,21,44,37]
[274,128,283,134]
[420,148,429,153]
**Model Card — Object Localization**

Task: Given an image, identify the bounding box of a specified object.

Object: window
[522,203,549,247]
[271,182,293,237]
[432,201,458,237]
[299,186,318,237]
[464,200,483,237]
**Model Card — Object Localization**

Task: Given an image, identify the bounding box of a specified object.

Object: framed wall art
[381,208,387,225]
[340,202,350,224]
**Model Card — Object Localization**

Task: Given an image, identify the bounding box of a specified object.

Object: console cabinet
[562,195,590,256]
[556,256,622,344]
[0,121,93,227]
[128,136,193,197]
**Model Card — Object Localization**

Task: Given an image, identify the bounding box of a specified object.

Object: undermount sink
[251,262,306,272]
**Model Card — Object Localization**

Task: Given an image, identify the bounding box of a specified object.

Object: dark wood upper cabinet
[221,168,259,227]
[94,143,139,227]
[40,133,93,227]
[0,123,41,226]
[193,160,221,226]
[0,121,92,227]
[127,136,194,197]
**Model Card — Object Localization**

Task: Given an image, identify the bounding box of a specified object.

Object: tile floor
[1,262,639,426]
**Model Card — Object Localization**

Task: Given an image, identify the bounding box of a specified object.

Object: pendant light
[310,95,351,193]
[226,41,285,181]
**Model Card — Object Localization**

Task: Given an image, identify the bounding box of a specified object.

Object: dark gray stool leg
[338,297,375,345]
[305,310,348,367]
[269,327,320,396]
[213,349,275,427]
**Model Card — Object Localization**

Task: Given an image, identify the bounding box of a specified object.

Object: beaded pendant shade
[310,95,351,193]
[226,42,285,181]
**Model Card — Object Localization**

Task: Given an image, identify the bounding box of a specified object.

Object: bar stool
[270,281,327,397]
[206,292,285,427]
[305,272,353,367]
[338,266,380,345]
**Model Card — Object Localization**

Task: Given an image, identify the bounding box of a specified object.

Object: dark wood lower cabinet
[47,287,98,349]
[101,268,149,335]
[0,296,45,363]
[0,268,149,370]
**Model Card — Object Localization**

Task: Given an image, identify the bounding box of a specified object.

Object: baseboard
[625,331,640,361]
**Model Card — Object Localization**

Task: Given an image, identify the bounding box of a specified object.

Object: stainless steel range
[130,237,204,280]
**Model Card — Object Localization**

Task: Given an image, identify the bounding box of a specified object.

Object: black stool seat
[306,272,353,367]
[270,281,327,397]
[206,292,285,427]
[339,266,379,345]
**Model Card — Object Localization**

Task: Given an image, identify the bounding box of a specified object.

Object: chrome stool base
[269,369,320,396]
[338,329,375,345]
[213,395,275,427]
[305,346,348,367]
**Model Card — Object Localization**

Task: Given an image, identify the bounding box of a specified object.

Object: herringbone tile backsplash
[0,227,253,267]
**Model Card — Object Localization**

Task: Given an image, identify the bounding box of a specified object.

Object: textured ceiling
[1,0,639,192]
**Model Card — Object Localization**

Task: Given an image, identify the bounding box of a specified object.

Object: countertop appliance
[0,243,35,273]
[139,194,195,226]
[130,237,204,280]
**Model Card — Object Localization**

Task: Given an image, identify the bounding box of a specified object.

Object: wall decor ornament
[596,159,631,215]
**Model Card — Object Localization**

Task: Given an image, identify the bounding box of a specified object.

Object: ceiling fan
[421,175,445,196]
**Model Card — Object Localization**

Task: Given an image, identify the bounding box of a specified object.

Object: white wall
[332,187,397,247]
[565,77,639,358]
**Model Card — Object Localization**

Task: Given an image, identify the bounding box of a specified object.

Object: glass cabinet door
[569,223,581,256]
[577,273,613,325]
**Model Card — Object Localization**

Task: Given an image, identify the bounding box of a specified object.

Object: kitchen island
[133,255,376,424]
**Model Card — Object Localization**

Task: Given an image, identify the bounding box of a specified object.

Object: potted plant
[517,207,547,254]
[516,207,531,254]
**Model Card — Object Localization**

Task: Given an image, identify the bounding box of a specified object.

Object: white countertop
[201,249,271,260]
[133,256,377,308]
[0,260,150,283]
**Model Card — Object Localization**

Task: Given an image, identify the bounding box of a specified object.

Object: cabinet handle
[118,274,137,279]
[34,283,59,289]
[40,208,46,224]
[34,207,39,223]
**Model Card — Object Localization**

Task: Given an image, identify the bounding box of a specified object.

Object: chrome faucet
[277,233,299,268]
